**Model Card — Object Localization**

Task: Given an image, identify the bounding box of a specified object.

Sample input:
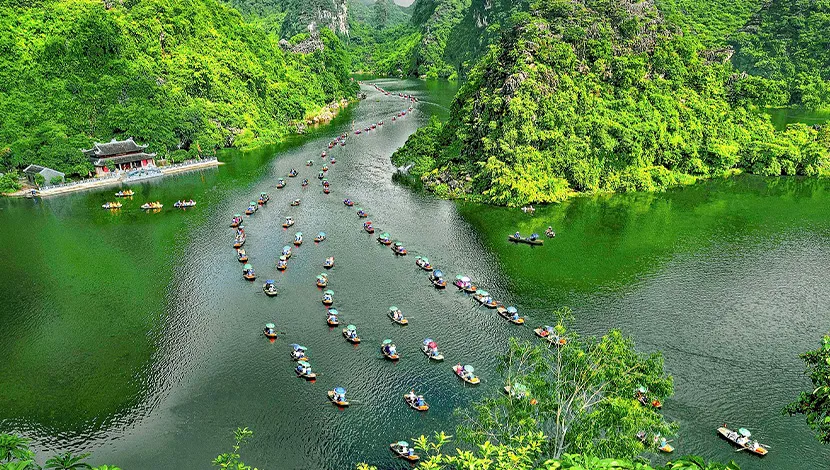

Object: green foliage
[784,333,830,443]
[212,427,258,470]
[371,432,738,469]
[0,0,357,178]
[44,452,91,470]
[656,0,761,46]
[457,319,675,460]
[392,0,830,206]
[0,172,21,193]
[732,0,830,108]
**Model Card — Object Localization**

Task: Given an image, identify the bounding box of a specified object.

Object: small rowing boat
[174,200,196,208]
[508,234,544,246]
[282,217,294,228]
[290,198,300,206]
[388,306,408,325]
[323,257,335,269]
[717,427,768,456]
[377,233,392,245]
[295,361,317,380]
[242,263,256,281]
[290,344,308,361]
[233,234,245,248]
[391,242,407,256]
[415,256,433,271]
[474,291,499,308]
[102,202,122,209]
[497,305,525,324]
[141,202,163,210]
[389,442,419,462]
[421,339,443,361]
[236,249,248,263]
[328,388,349,406]
[263,323,278,339]
[453,275,477,293]
[293,232,303,246]
[276,179,286,189]
[403,393,429,411]
[322,289,334,306]
[363,222,375,234]
[534,326,568,346]
[381,339,399,361]
[342,324,360,343]
[356,208,368,218]
[316,274,328,288]
[115,189,134,197]
[326,308,339,326]
[263,280,278,297]
[314,232,327,243]
[453,364,480,385]
[230,214,243,227]
[343,199,354,207]
[429,270,447,288]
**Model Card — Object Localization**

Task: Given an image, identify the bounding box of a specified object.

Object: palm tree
[44,452,92,470]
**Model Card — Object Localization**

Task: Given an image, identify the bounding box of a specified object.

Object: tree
[784,333,830,443]
[212,427,257,470]
[44,452,92,470]
[33,173,45,188]
[0,435,34,464]
[457,311,675,460]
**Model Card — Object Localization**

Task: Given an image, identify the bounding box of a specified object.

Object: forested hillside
[391,0,830,206]
[0,0,357,177]
[732,0,830,108]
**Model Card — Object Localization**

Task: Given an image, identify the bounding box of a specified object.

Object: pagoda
[83,137,157,177]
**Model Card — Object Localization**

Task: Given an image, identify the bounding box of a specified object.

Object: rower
[514,231,521,238]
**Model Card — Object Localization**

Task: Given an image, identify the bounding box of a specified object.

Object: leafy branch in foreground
[784,333,830,443]
[212,427,257,470]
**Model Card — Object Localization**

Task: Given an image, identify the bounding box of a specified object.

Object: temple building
[83,137,156,177]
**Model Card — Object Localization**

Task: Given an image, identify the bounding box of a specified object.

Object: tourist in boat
[291,198,300,206]
[391,307,403,321]
[314,232,326,242]
[289,169,298,177]
[530,233,539,241]
[242,264,256,280]
[546,226,556,237]
[357,209,367,218]
[392,242,407,255]
[295,361,312,376]
[326,309,339,325]
[318,171,324,179]
[406,389,417,403]
[290,344,307,361]
[514,231,521,239]
[322,290,334,305]
[236,248,248,262]
[306,160,313,166]
[343,199,353,206]
[324,257,335,268]
[302,179,309,187]
[263,280,278,296]
[330,157,336,164]
[263,323,278,339]
[282,246,292,258]
[382,339,398,359]
[316,274,328,287]
[276,178,285,188]
[283,216,294,228]
[293,232,303,246]
[259,192,269,204]
[332,387,346,403]
[277,256,288,270]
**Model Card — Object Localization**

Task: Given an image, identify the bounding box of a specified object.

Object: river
[1,79,829,469]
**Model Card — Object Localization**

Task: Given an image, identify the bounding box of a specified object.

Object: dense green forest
[0,0,357,180]
[390,0,830,206]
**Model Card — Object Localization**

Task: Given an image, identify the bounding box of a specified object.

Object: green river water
[1,79,829,469]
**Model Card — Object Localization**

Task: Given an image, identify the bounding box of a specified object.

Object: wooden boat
[356,209,368,218]
[276,256,288,271]
[343,199,354,207]
[323,257,335,269]
[322,165,329,172]
[288,170,298,177]
[381,340,399,361]
[245,206,255,215]
[233,236,245,248]
[314,232,326,243]
[403,394,429,411]
[421,343,444,361]
[302,180,309,187]
[497,306,525,324]
[323,187,330,194]
[174,200,196,208]
[635,388,662,409]
[306,160,313,166]
[388,308,408,325]
[290,199,300,206]
[293,233,303,246]
[453,364,481,385]
[330,158,336,164]
[717,427,768,456]
[263,323,278,339]
[377,234,392,245]
[141,202,163,210]
[391,243,407,256]
[281,246,292,259]
[282,218,294,228]
[262,281,278,297]
[389,442,419,462]
[327,315,339,326]
[534,327,567,346]
[316,276,328,288]
[415,257,433,271]
[658,441,674,453]
[322,290,334,306]
[242,264,256,281]
[430,271,447,289]
[236,249,248,262]
[102,202,122,209]
[508,234,544,246]
[327,390,349,407]
[276,180,286,189]
[230,216,243,228]
[295,362,317,380]
[342,326,360,344]
[363,224,375,234]
[115,190,134,197]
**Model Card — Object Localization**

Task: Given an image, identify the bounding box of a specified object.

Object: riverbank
[4,158,221,198]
